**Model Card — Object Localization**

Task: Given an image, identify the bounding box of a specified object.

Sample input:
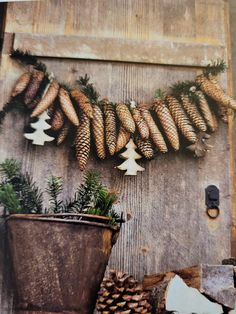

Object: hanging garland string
[1,50,235,174]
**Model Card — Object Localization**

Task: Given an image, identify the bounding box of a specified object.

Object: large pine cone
[139,106,168,153]
[131,107,149,140]
[92,104,106,159]
[180,93,207,132]
[195,90,216,132]
[103,99,117,155]
[166,95,197,143]
[134,135,154,160]
[71,88,93,119]
[74,113,90,171]
[96,270,152,314]
[11,72,31,97]
[24,70,44,105]
[59,88,79,126]
[196,74,236,110]
[116,103,136,133]
[152,99,179,151]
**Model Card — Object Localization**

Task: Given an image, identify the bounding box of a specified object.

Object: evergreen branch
[171,81,200,102]
[46,176,63,213]
[0,159,21,180]
[10,49,47,73]
[0,183,22,214]
[203,59,227,78]
[60,82,72,92]
[154,89,165,100]
[76,74,100,104]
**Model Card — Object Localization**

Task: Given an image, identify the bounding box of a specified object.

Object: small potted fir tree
[0,159,122,314]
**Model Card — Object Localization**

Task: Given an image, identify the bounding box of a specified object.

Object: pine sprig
[0,183,22,214]
[46,176,63,213]
[203,59,227,78]
[0,159,43,214]
[76,74,100,104]
[0,158,21,179]
[10,49,47,73]
[171,81,199,102]
[154,89,165,100]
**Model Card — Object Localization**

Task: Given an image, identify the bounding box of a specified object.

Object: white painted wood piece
[117,139,145,176]
[166,275,223,314]
[24,111,54,146]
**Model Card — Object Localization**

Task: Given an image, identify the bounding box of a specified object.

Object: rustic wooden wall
[0,1,234,313]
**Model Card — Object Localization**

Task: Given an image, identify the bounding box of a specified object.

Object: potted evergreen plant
[0,159,122,314]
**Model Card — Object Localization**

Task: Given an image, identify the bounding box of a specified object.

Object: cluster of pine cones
[96,269,152,314]
[9,59,236,170]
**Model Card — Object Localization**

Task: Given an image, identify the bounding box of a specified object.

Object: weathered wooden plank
[13,32,226,67]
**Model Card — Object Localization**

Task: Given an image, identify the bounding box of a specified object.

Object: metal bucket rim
[6,213,120,231]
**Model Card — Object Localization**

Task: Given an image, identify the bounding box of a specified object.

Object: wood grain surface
[0,1,233,313]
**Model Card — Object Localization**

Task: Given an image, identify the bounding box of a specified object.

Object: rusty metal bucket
[6,213,120,314]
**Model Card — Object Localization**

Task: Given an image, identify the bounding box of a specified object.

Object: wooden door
[0,1,234,313]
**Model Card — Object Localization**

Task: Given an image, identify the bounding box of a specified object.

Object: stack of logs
[143,259,236,314]
[97,259,236,313]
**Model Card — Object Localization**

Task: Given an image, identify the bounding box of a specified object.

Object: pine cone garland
[31,80,59,117]
[196,74,236,110]
[24,70,44,105]
[71,88,93,119]
[153,99,180,151]
[75,113,90,171]
[96,270,152,314]
[103,100,117,156]
[116,103,136,133]
[131,107,149,140]
[11,72,31,97]
[139,106,168,153]
[166,95,197,143]
[116,127,131,153]
[59,88,80,126]
[180,94,207,132]
[51,108,65,131]
[195,90,216,132]
[92,104,106,159]
[57,122,70,145]
[134,135,154,160]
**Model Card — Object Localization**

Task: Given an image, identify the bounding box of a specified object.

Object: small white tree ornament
[117,138,145,175]
[24,111,55,145]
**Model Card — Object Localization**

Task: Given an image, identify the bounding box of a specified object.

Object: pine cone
[139,105,168,153]
[103,100,117,156]
[59,88,79,126]
[11,72,31,97]
[57,122,70,145]
[75,113,90,171]
[116,103,136,133]
[196,74,236,110]
[31,80,59,117]
[180,94,207,132]
[195,90,216,132]
[51,108,65,131]
[71,88,93,119]
[166,95,197,143]
[92,104,106,159]
[24,70,44,105]
[96,270,152,314]
[134,135,154,160]
[116,127,131,153]
[131,107,149,140]
[153,99,179,151]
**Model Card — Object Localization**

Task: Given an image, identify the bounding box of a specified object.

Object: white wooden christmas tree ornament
[24,111,55,145]
[117,138,145,175]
